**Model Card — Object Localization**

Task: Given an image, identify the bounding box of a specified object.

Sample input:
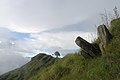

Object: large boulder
[75,24,112,58]
[75,36,101,58]
[75,36,92,52]
[80,49,94,59]
[97,24,112,54]
[97,24,112,46]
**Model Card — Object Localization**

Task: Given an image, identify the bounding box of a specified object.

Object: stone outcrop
[97,24,112,54]
[97,24,112,46]
[75,24,112,58]
[80,50,94,59]
[54,51,60,58]
[75,36,101,58]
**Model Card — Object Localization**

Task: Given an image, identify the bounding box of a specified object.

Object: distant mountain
[0,53,56,80]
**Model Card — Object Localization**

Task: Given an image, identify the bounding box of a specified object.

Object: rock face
[75,24,112,58]
[97,24,112,46]
[75,36,101,58]
[54,51,60,58]
[97,24,112,54]
[80,50,94,59]
[75,37,93,52]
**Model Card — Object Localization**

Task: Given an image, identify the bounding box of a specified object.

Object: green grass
[29,18,120,80]
[29,54,120,80]
[0,54,56,80]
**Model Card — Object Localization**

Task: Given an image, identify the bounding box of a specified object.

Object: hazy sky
[0,0,120,74]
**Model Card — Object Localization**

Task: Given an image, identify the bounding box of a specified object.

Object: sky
[0,0,120,74]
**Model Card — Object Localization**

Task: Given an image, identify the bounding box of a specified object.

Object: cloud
[0,28,30,74]
[43,15,101,33]
[0,0,86,33]
[30,31,97,50]
[0,0,119,33]
[0,51,29,75]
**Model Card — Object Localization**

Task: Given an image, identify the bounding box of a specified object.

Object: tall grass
[29,18,120,80]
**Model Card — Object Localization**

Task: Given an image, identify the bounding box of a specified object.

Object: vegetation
[0,53,56,80]
[29,18,120,80]
[0,18,120,80]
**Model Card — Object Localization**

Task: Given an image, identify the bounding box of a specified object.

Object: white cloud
[29,31,97,49]
[0,28,30,74]
[0,51,29,75]
[0,0,86,33]
[0,0,119,33]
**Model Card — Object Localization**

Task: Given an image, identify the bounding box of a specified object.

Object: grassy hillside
[29,18,120,80]
[0,18,120,80]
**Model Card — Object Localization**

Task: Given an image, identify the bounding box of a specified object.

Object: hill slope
[0,53,56,80]
[0,18,120,80]
[28,18,120,80]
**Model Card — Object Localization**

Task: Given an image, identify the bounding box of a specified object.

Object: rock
[75,24,112,58]
[80,50,93,59]
[97,24,112,46]
[99,43,105,54]
[97,24,112,53]
[54,51,60,58]
[92,43,102,55]
[75,36,93,52]
[75,36,101,58]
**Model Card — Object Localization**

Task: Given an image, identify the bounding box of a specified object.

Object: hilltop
[0,53,56,80]
[0,18,120,80]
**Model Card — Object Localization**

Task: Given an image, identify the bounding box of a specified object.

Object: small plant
[100,9,109,28]
[113,6,119,19]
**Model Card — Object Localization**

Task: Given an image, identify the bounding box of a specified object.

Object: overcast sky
[0,0,120,74]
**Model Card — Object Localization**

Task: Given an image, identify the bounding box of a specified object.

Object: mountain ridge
[0,53,57,80]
